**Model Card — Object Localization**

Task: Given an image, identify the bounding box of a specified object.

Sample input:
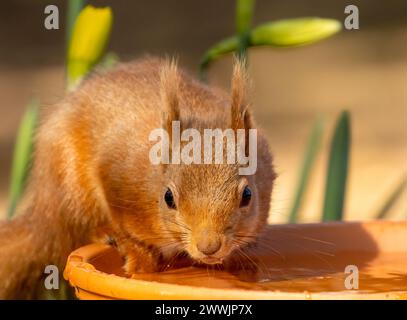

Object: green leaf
[7,100,39,218]
[251,17,341,47]
[200,17,341,73]
[289,116,324,223]
[375,176,406,219]
[66,0,86,48]
[322,111,351,221]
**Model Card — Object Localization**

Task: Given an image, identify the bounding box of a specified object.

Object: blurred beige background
[0,0,406,223]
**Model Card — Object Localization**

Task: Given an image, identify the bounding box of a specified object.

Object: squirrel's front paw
[123,247,161,274]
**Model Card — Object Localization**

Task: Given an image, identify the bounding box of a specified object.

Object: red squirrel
[0,57,275,299]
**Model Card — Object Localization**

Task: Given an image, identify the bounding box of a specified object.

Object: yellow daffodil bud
[251,18,341,47]
[67,5,113,89]
[200,17,341,74]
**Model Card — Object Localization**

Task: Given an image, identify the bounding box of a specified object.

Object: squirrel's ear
[230,57,253,130]
[160,58,180,135]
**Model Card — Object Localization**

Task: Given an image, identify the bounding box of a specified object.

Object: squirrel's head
[157,58,267,265]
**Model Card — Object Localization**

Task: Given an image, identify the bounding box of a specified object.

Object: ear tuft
[160,58,180,133]
[231,56,252,130]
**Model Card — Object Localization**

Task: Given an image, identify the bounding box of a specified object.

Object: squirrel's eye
[164,188,177,210]
[240,186,252,207]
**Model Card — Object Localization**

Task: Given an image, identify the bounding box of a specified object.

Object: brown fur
[0,57,276,299]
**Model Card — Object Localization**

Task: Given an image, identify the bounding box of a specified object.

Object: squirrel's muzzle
[195,231,222,256]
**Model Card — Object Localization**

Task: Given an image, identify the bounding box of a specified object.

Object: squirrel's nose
[196,234,221,256]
